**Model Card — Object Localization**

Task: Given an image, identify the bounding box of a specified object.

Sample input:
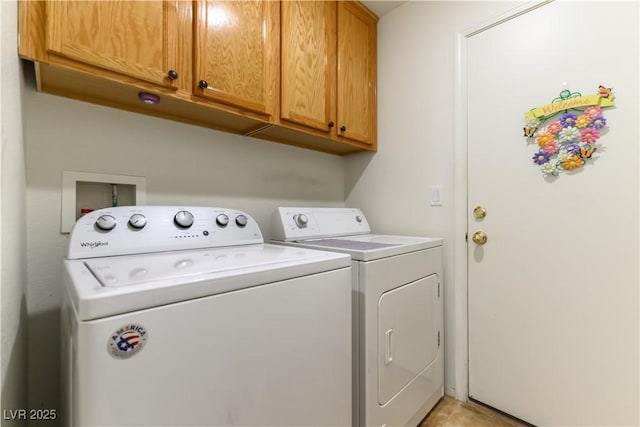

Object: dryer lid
[296,238,399,252]
[278,234,443,261]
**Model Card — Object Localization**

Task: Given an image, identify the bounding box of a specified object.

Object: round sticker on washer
[107,324,148,359]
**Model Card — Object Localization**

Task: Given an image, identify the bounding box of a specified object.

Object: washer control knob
[216,214,229,227]
[128,214,147,229]
[355,215,363,223]
[235,214,248,227]
[174,210,194,228]
[293,213,308,228]
[95,215,117,231]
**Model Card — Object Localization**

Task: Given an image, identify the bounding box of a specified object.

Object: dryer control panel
[271,207,371,241]
[68,206,263,259]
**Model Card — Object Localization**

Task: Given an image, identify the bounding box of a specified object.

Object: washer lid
[84,244,329,288]
[65,244,350,320]
[278,234,443,261]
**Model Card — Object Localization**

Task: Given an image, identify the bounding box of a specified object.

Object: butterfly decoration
[580,145,596,159]
[523,126,537,138]
[598,85,612,98]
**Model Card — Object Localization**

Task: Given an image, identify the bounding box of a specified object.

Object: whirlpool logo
[80,241,109,249]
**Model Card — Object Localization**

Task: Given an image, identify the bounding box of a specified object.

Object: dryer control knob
[235,214,248,227]
[216,214,229,227]
[174,210,194,228]
[95,214,117,231]
[293,213,308,228]
[128,214,147,229]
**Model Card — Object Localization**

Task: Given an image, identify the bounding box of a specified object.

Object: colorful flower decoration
[575,115,591,128]
[536,132,555,147]
[580,128,600,143]
[559,112,578,127]
[591,116,606,129]
[563,143,581,154]
[546,121,562,134]
[562,156,584,171]
[558,127,580,143]
[542,142,559,154]
[522,86,614,177]
[540,162,558,176]
[533,151,551,165]
[584,106,602,118]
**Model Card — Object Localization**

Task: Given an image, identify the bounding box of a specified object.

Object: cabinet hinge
[438,283,440,298]
[437,331,440,347]
[465,232,468,242]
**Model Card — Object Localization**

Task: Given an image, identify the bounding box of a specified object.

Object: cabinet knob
[198,80,208,89]
[167,70,178,80]
[340,125,347,132]
[328,121,335,128]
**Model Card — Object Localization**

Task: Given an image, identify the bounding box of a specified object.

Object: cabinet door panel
[46,1,179,88]
[194,0,278,116]
[280,1,336,133]
[337,2,376,146]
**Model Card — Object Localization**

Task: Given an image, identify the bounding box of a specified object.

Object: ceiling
[361,0,407,17]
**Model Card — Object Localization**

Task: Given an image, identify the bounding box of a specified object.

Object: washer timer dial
[216,214,229,227]
[293,213,308,228]
[128,214,147,229]
[174,210,194,228]
[235,214,248,227]
[95,215,117,231]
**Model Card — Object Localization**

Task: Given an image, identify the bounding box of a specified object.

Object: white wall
[23,77,346,413]
[1,0,29,423]
[345,0,517,396]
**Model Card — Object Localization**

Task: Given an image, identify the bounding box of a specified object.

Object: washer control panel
[68,206,263,259]
[271,207,371,241]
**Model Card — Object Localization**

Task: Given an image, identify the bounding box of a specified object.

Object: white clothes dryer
[272,207,444,427]
[62,206,352,427]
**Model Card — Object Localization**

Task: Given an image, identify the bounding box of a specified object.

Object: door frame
[452,0,553,402]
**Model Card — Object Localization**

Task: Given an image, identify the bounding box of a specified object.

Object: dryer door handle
[384,329,394,365]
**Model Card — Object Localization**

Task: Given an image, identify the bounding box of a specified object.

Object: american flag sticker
[107,324,148,359]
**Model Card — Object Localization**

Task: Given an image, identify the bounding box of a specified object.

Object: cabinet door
[194,1,278,116]
[46,1,179,89]
[337,2,377,146]
[280,1,336,133]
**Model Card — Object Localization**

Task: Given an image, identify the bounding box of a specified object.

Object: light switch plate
[430,185,443,206]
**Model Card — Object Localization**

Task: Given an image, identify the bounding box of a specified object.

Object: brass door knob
[472,231,487,245]
[473,206,487,219]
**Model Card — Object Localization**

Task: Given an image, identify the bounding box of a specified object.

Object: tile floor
[419,396,531,427]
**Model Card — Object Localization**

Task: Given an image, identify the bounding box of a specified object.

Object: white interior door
[467,2,639,426]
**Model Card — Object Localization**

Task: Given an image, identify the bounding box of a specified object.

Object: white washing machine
[271,207,444,427]
[62,206,352,427]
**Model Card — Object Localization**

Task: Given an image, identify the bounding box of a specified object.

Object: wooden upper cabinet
[278,1,377,147]
[194,1,278,117]
[20,0,377,154]
[280,1,336,133]
[337,2,377,146]
[45,1,180,89]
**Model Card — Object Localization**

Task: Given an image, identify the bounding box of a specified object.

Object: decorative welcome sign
[523,86,614,177]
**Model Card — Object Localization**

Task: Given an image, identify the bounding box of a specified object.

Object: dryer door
[378,274,440,405]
